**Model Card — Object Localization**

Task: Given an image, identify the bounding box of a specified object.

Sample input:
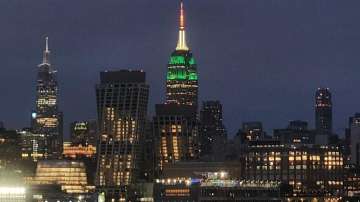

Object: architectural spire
[180,0,185,30]
[176,0,189,51]
[42,36,50,65]
[45,37,49,52]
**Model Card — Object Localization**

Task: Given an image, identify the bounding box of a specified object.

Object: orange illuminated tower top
[176,0,189,51]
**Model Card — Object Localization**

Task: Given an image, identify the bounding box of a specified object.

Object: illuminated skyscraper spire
[32,36,63,159]
[166,0,198,107]
[176,1,189,51]
[42,37,50,65]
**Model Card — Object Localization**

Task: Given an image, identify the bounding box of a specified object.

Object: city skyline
[0,1,359,201]
[1,1,360,136]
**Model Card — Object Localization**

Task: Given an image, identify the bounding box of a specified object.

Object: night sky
[1,0,360,137]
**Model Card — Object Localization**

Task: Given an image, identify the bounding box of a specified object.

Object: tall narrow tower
[31,37,63,159]
[166,1,198,109]
[315,88,332,135]
[95,70,149,200]
[199,101,227,160]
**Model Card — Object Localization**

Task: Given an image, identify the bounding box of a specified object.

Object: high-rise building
[70,120,97,146]
[95,70,149,200]
[31,37,63,159]
[153,1,199,176]
[153,104,198,172]
[199,101,227,161]
[139,120,156,182]
[166,1,198,109]
[350,113,360,165]
[315,88,332,135]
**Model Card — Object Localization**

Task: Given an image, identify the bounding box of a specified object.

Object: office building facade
[153,104,198,171]
[244,140,343,196]
[95,70,149,200]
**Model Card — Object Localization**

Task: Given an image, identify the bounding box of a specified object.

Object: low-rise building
[63,142,96,159]
[25,160,95,194]
[244,140,344,196]
[154,172,282,202]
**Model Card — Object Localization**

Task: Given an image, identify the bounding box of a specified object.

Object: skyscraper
[199,101,227,161]
[154,1,199,173]
[350,113,360,165]
[153,104,198,171]
[31,37,63,159]
[315,88,332,135]
[95,70,149,200]
[166,1,198,109]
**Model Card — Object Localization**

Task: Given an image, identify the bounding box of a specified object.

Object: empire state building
[166,0,198,109]
[155,1,200,171]
[31,37,63,159]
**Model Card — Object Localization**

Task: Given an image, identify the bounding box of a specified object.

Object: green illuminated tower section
[166,1,198,108]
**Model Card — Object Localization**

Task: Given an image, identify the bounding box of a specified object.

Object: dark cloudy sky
[0,0,359,137]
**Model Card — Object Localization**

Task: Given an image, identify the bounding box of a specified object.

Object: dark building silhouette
[70,120,97,146]
[199,101,227,161]
[0,128,22,171]
[350,113,360,165]
[19,128,47,162]
[95,70,149,200]
[288,120,308,131]
[274,120,315,145]
[238,122,265,143]
[344,114,360,163]
[315,88,332,135]
[165,1,198,109]
[139,120,156,182]
[31,37,63,159]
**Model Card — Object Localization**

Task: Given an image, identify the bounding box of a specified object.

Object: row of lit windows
[165,189,190,197]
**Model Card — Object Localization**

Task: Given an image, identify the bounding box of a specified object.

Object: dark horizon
[1,0,360,137]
